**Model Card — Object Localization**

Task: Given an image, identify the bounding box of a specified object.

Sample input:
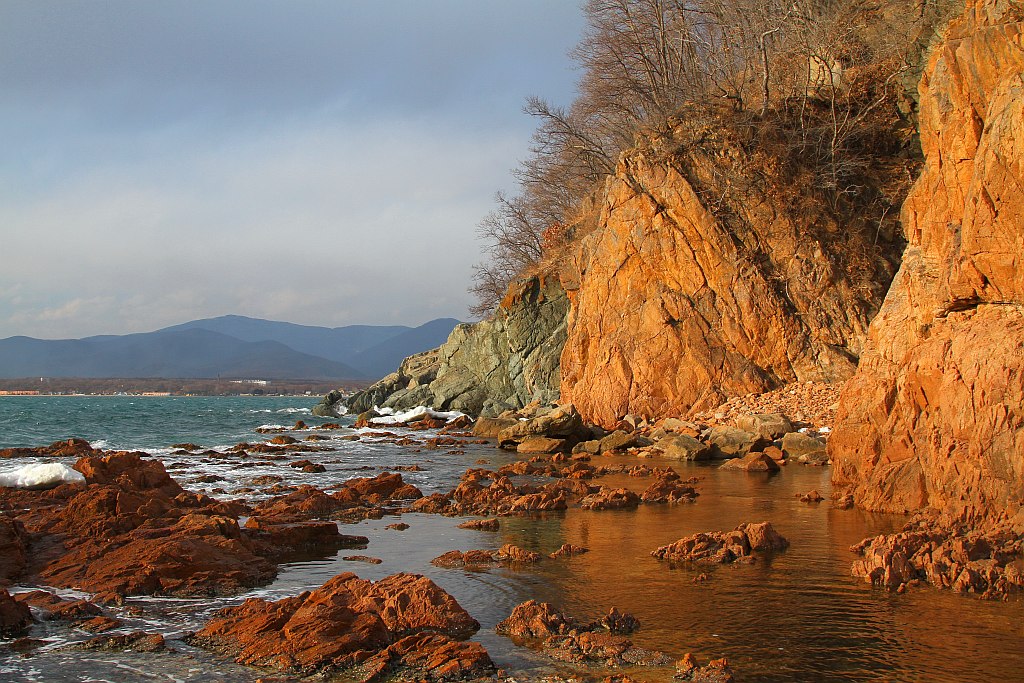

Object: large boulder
[705,427,768,460]
[652,522,789,564]
[829,0,1024,520]
[659,434,712,461]
[188,572,482,674]
[735,413,794,440]
[497,404,587,448]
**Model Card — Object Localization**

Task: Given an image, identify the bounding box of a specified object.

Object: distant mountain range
[0,315,461,381]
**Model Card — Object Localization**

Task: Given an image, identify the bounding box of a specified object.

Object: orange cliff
[558,125,905,428]
[829,0,1024,521]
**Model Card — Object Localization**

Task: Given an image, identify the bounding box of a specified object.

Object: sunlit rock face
[830,0,1024,520]
[558,133,901,428]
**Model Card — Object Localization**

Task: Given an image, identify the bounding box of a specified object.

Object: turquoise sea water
[0,395,324,450]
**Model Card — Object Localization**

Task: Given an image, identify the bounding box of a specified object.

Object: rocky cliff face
[558,126,905,427]
[344,276,567,416]
[829,0,1024,521]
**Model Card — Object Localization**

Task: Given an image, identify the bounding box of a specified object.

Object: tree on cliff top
[470,0,957,316]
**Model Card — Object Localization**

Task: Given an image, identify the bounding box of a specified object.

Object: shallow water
[1,397,1022,682]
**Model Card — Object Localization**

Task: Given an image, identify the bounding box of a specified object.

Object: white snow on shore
[369,406,466,425]
[0,463,85,489]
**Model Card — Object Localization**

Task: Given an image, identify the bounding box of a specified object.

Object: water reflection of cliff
[493,455,1024,682]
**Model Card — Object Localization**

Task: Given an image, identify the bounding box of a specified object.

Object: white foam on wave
[276,407,311,414]
[0,463,85,489]
[90,439,111,449]
[368,405,466,425]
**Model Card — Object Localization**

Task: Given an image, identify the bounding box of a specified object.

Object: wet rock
[357,633,495,682]
[14,590,101,622]
[456,518,499,532]
[640,477,698,504]
[659,434,711,461]
[69,631,166,652]
[386,522,410,531]
[76,451,183,496]
[735,413,793,440]
[494,544,543,564]
[288,460,326,473]
[343,555,383,564]
[549,544,589,558]
[601,607,639,634]
[0,589,33,637]
[244,517,366,558]
[188,572,480,673]
[580,487,640,511]
[495,600,574,640]
[269,435,298,445]
[653,522,789,564]
[676,653,736,682]
[517,436,569,454]
[336,472,423,504]
[799,490,824,503]
[430,550,499,569]
[0,517,29,583]
[850,514,1024,598]
[498,600,668,669]
[718,452,780,472]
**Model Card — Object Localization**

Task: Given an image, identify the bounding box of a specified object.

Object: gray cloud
[0,1,585,338]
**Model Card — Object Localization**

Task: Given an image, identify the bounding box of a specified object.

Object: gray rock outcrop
[340,276,568,417]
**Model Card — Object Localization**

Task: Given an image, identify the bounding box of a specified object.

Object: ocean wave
[276,407,312,414]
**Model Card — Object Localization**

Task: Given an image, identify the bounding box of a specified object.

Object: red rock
[640,477,698,504]
[269,435,298,445]
[799,490,824,503]
[653,522,789,564]
[580,487,640,511]
[0,589,33,637]
[495,600,573,640]
[343,555,383,564]
[829,0,1024,522]
[456,518,499,531]
[14,590,101,622]
[188,572,479,673]
[0,517,29,583]
[385,522,410,531]
[549,544,589,558]
[677,653,736,682]
[288,460,326,473]
[75,452,182,496]
[358,632,494,682]
[494,544,542,564]
[244,517,366,558]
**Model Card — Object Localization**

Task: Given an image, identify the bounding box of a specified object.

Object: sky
[0,1,586,339]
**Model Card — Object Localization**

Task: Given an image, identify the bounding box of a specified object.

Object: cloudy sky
[0,1,586,339]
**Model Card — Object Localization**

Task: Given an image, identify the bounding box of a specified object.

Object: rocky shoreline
[4,385,1021,681]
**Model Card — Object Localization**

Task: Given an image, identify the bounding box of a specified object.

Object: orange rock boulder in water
[188,572,488,678]
[829,0,1024,520]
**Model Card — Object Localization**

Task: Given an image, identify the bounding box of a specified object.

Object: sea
[1,395,1023,682]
